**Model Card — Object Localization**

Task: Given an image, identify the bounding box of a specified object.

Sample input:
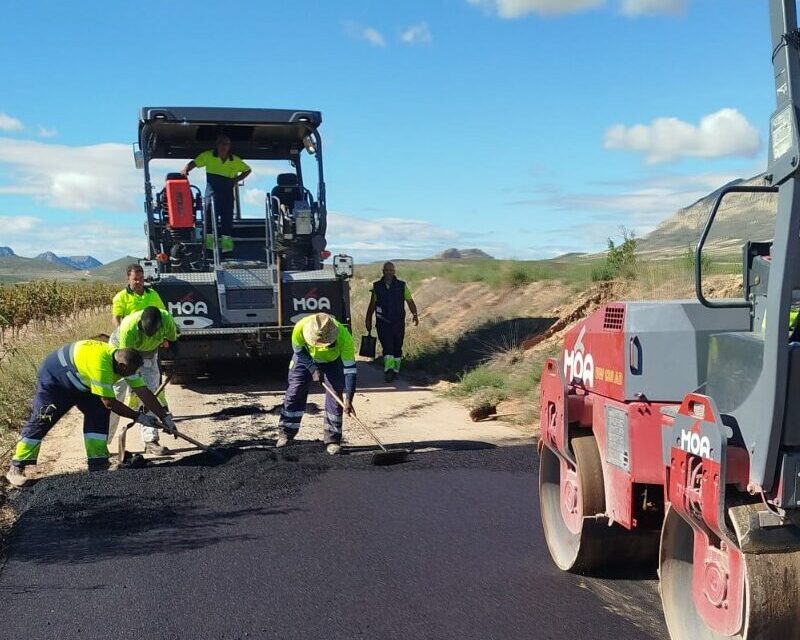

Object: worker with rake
[277,312,357,455]
[365,261,419,382]
[5,340,175,488]
[108,306,179,456]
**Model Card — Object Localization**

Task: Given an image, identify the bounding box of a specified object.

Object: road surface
[0,365,667,639]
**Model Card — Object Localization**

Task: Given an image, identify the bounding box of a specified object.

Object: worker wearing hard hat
[276,312,357,455]
[5,340,176,488]
[364,261,420,382]
[181,134,251,256]
[112,263,166,327]
[108,306,179,456]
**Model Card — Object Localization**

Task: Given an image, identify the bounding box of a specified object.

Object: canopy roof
[138,107,322,161]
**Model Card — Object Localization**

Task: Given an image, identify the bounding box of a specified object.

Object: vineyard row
[0,281,119,336]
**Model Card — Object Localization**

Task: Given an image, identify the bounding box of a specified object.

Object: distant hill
[638,173,777,255]
[34,251,102,270]
[0,247,15,257]
[90,256,140,282]
[0,254,137,283]
[435,248,494,260]
[0,255,81,283]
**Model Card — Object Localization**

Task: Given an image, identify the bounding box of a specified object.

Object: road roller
[538,2,800,637]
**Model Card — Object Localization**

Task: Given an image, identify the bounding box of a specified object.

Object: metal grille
[603,305,625,331]
[282,268,337,282]
[160,273,216,284]
[226,288,274,309]
[221,269,274,289]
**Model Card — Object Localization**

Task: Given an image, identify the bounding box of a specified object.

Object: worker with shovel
[4,340,176,488]
[365,261,419,382]
[277,312,356,455]
[108,306,179,456]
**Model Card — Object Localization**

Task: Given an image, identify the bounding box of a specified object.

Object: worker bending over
[181,134,251,256]
[365,261,419,382]
[5,340,176,488]
[277,313,356,455]
[109,306,179,456]
[112,263,166,327]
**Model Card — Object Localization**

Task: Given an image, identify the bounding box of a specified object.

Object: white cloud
[401,22,432,45]
[603,108,761,164]
[620,0,688,16]
[37,125,58,138]
[505,170,753,252]
[342,21,386,47]
[0,136,281,213]
[0,112,24,132]
[0,214,145,262]
[327,211,463,261]
[0,137,139,211]
[243,188,267,206]
[467,0,605,18]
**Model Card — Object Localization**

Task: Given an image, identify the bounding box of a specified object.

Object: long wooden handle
[320,381,388,453]
[117,374,173,458]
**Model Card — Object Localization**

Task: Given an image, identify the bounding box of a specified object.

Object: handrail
[696,184,778,309]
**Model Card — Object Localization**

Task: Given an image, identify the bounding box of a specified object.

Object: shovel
[321,381,409,466]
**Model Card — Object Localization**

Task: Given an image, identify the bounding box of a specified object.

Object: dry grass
[0,311,110,459]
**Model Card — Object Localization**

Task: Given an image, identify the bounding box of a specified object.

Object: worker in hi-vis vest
[276,313,357,456]
[5,340,176,488]
[181,134,251,255]
[112,263,166,327]
[108,306,179,456]
[365,261,420,382]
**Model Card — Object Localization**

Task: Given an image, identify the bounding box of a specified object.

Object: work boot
[326,443,341,456]
[144,442,170,456]
[4,464,32,488]
[275,434,292,448]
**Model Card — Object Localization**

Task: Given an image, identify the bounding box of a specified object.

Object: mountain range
[0,247,103,270]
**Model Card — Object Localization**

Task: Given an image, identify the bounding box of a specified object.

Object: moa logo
[680,428,712,458]
[564,325,594,387]
[293,288,331,312]
[169,293,209,316]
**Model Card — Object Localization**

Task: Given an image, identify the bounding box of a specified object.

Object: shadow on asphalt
[8,503,298,566]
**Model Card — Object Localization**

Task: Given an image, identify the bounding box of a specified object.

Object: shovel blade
[371,449,409,466]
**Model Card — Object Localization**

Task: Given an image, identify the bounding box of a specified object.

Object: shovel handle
[320,380,388,453]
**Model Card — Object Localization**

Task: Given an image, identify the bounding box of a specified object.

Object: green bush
[605,227,637,280]
[448,364,507,398]
[591,264,616,281]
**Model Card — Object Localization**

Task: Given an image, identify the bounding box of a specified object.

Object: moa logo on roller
[564,325,594,387]
[680,429,711,458]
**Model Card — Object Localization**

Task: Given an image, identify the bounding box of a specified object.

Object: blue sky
[0,0,775,263]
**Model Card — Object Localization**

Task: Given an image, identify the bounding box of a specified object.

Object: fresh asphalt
[0,444,666,639]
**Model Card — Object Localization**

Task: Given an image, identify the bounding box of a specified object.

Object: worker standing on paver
[364,261,420,382]
[181,134,251,256]
[108,306,179,456]
[112,264,166,327]
[277,312,356,455]
[4,340,176,488]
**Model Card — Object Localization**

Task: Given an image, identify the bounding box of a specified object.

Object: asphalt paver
[0,444,664,639]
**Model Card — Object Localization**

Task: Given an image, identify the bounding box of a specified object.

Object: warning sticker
[772,106,794,161]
